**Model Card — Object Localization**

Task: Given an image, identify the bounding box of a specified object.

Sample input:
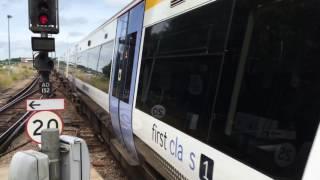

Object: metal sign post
[41,129,60,180]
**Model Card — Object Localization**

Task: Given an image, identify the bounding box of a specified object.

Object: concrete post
[41,129,60,180]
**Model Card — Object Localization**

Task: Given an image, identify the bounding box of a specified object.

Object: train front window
[210,0,320,179]
[136,0,234,143]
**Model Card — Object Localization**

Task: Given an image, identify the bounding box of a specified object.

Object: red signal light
[39,15,48,25]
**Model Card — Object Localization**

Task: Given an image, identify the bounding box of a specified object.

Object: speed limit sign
[25,111,64,144]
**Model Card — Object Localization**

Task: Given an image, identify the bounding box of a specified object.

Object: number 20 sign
[25,111,64,144]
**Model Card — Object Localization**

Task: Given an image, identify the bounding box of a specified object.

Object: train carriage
[60,0,320,179]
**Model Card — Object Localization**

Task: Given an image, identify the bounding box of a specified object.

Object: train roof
[78,0,142,44]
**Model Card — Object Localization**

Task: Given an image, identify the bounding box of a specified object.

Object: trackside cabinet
[9,150,49,180]
[60,135,90,180]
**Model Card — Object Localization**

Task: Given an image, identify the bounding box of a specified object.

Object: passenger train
[58,0,320,179]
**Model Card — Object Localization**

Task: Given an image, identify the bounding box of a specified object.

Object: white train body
[60,0,320,179]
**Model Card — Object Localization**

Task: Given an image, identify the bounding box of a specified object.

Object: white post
[7,15,12,72]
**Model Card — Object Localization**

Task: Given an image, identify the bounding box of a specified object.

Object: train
[58,0,320,179]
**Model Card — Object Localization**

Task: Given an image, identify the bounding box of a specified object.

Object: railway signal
[28,0,59,97]
[34,52,54,72]
[28,0,59,34]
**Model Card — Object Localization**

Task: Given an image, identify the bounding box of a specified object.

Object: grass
[0,63,35,91]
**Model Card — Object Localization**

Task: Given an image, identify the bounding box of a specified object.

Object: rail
[0,76,39,113]
[0,76,41,154]
[0,86,58,154]
[0,111,32,154]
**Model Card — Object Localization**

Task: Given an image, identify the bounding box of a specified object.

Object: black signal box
[28,0,59,34]
[32,37,55,52]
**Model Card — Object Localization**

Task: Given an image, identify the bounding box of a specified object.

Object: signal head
[39,2,49,25]
[29,0,59,34]
[39,15,49,25]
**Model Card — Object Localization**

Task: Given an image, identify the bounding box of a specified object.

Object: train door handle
[118,69,122,81]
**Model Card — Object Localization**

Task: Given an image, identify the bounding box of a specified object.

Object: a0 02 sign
[41,82,51,95]
[25,111,64,143]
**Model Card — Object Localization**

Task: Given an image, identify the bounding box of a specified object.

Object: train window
[210,0,320,179]
[121,32,137,102]
[112,12,129,99]
[88,40,91,47]
[112,2,144,103]
[136,0,234,142]
[58,60,67,74]
[87,46,101,71]
[67,53,77,75]
[98,41,114,92]
[77,51,88,69]
[72,42,113,92]
[122,3,144,103]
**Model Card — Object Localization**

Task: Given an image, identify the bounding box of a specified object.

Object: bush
[0,64,35,91]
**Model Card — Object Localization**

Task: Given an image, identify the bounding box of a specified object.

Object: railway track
[0,76,40,154]
[51,74,127,179]
[0,76,39,113]
[0,74,127,179]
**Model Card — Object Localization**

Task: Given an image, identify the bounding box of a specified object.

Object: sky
[0,0,133,60]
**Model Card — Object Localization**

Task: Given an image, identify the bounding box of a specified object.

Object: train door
[109,2,145,163]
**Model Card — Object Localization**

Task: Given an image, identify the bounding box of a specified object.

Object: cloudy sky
[0,0,132,60]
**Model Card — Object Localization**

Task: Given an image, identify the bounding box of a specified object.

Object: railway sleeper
[65,91,148,179]
[54,73,160,179]
[110,139,145,179]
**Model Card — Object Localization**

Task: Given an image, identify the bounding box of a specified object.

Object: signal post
[29,0,59,97]
[28,1,60,179]
[26,1,61,179]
